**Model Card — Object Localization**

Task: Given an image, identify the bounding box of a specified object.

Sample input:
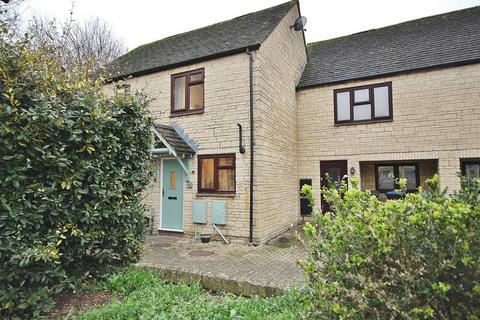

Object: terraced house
[107,1,480,243]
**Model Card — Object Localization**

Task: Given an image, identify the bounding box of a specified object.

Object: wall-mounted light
[350,167,356,176]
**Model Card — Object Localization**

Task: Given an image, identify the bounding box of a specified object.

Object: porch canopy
[151,123,197,175]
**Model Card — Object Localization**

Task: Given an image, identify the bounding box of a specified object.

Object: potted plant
[200,233,211,243]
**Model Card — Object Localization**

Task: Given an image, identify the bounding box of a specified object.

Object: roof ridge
[107,0,296,79]
[298,4,480,88]
[306,5,480,47]
[125,1,295,56]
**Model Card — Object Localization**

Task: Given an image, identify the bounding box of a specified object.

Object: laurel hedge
[301,176,480,319]
[0,28,152,318]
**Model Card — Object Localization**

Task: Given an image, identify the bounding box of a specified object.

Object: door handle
[168,196,177,200]
[162,188,164,197]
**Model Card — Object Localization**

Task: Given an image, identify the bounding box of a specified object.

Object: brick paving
[137,232,306,296]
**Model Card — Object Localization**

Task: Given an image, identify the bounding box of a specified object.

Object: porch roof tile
[153,123,196,155]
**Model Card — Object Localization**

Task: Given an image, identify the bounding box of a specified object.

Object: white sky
[20,0,480,51]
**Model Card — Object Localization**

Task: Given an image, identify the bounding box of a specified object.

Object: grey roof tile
[153,123,195,155]
[108,1,295,79]
[298,6,480,88]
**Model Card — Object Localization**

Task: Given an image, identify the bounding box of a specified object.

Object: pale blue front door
[161,159,184,231]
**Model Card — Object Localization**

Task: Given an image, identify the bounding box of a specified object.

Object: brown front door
[320,160,348,213]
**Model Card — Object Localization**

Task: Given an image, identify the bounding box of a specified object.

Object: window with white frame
[334,82,392,124]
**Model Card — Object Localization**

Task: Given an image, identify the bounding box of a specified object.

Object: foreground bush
[0,28,151,318]
[301,176,480,319]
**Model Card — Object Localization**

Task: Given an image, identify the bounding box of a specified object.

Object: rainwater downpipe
[247,48,254,244]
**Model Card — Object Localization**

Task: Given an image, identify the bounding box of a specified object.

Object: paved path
[138,233,306,296]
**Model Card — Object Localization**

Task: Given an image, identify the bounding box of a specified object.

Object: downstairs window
[198,154,235,194]
[461,159,480,181]
[375,163,419,192]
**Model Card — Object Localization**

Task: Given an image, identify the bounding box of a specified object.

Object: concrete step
[135,262,285,297]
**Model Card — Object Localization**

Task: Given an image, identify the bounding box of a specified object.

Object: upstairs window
[375,163,419,192]
[198,154,235,194]
[171,68,204,114]
[334,82,392,124]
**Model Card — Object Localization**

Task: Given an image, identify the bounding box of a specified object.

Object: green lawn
[68,268,307,319]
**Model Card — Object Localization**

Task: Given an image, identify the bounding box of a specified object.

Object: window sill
[170,109,204,117]
[334,118,393,127]
[196,193,235,198]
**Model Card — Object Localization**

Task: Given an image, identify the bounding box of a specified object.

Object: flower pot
[200,233,211,243]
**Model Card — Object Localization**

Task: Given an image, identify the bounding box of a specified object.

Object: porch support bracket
[151,127,190,178]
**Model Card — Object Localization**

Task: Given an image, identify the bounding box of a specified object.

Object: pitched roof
[298,6,480,89]
[107,1,296,79]
[153,124,196,155]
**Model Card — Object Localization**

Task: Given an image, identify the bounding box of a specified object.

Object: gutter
[150,148,169,154]
[106,44,261,83]
[295,58,480,91]
[247,48,254,244]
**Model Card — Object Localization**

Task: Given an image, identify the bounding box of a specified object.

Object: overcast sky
[20,0,480,51]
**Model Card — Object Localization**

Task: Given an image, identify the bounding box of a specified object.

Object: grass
[274,236,297,249]
[67,268,307,319]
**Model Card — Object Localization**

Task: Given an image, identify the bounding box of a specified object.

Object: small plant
[300,175,480,319]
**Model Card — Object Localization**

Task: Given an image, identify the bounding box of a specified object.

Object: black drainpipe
[247,48,254,243]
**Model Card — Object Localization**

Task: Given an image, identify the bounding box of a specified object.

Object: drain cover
[188,250,215,257]
[152,243,171,248]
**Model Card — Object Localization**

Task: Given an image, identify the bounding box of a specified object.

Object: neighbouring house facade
[107,1,480,243]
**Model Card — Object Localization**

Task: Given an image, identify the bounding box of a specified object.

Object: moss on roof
[107,1,296,79]
[298,5,480,88]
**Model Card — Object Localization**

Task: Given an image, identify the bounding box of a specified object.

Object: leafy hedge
[301,176,480,319]
[0,28,152,318]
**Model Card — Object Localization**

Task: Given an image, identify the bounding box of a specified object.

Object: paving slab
[137,232,306,297]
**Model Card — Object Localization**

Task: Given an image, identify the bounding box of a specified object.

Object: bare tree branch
[4,0,127,73]
[0,0,25,32]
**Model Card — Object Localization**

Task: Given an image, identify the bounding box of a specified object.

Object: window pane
[374,86,390,117]
[354,89,369,102]
[219,157,234,166]
[218,169,235,192]
[465,164,480,180]
[174,76,186,110]
[354,104,372,121]
[399,166,417,190]
[190,73,203,82]
[189,83,204,110]
[200,158,214,189]
[170,171,176,190]
[378,166,395,190]
[325,168,342,189]
[336,91,350,121]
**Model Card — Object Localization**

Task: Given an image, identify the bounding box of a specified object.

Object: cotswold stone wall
[297,63,480,202]
[113,52,252,240]
[253,4,307,241]
[105,5,479,242]
[110,4,307,243]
